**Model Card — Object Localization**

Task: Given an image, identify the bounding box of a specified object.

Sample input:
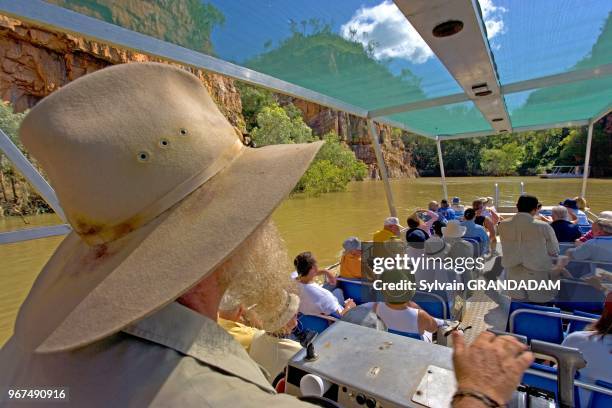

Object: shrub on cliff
[250,104,313,146]
[293,132,368,196]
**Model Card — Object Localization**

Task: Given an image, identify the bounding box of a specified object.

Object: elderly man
[550,206,582,243]
[217,292,263,352]
[499,195,560,302]
[0,63,534,408]
[373,216,402,242]
[566,218,612,263]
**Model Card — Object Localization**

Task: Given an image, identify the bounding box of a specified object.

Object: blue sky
[207,0,610,102]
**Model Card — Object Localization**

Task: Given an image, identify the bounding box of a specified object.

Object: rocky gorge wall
[0,15,416,179]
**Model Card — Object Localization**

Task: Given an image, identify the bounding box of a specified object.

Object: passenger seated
[473,199,497,255]
[432,219,447,238]
[249,292,302,382]
[451,196,465,213]
[560,198,590,225]
[339,237,362,279]
[438,199,456,221]
[443,220,475,284]
[295,252,356,316]
[535,203,553,223]
[405,215,430,258]
[566,218,612,264]
[373,216,402,242]
[561,293,612,407]
[461,208,489,256]
[577,211,612,244]
[364,268,439,341]
[217,292,264,352]
[550,205,581,242]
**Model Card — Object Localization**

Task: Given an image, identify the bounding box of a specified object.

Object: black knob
[366,397,376,408]
[356,394,366,405]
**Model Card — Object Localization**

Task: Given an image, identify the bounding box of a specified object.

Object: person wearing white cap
[373,216,403,242]
[249,292,302,382]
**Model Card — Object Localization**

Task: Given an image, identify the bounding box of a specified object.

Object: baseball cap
[384,217,401,226]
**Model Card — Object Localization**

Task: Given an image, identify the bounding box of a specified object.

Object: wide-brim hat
[264,293,300,333]
[14,63,322,353]
[442,220,467,238]
[424,237,450,257]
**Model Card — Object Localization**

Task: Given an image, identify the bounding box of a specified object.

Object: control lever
[487,330,586,408]
[296,329,319,361]
[530,340,586,408]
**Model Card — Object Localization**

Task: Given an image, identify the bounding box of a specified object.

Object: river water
[1,176,610,344]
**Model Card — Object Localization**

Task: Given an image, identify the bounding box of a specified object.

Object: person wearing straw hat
[249,292,302,383]
[0,63,322,407]
[443,220,476,293]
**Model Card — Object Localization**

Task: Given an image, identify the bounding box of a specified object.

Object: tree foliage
[250,104,313,146]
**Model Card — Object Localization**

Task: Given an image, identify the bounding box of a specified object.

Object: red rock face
[0,15,417,179]
[0,16,245,132]
[277,96,418,178]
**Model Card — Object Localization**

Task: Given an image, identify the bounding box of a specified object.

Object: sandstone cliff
[278,96,418,178]
[0,15,416,180]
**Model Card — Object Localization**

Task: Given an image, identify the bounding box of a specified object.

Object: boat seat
[521,363,580,406]
[413,291,448,320]
[336,277,371,305]
[297,313,336,334]
[588,380,612,408]
[509,302,564,344]
[567,310,600,333]
[462,237,481,257]
[387,329,423,340]
[555,279,605,314]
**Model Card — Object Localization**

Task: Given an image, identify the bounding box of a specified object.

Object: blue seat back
[336,278,369,305]
[387,329,423,340]
[413,291,448,319]
[522,363,581,406]
[462,237,481,257]
[589,380,612,408]
[555,280,605,314]
[568,310,600,333]
[509,302,564,344]
[578,225,592,235]
[297,314,332,334]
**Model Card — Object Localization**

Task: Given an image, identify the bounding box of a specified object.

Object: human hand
[325,270,337,286]
[344,299,356,309]
[452,331,534,406]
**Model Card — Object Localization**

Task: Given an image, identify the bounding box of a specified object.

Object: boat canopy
[0,0,610,220]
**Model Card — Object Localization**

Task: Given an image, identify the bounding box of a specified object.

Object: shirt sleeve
[319,291,342,315]
[568,242,593,261]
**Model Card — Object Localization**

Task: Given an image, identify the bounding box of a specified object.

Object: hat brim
[441,226,467,238]
[14,141,322,353]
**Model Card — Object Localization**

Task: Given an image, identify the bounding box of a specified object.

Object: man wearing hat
[0,63,321,406]
[339,237,362,279]
[373,216,403,242]
[560,198,589,225]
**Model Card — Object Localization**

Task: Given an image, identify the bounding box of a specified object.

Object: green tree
[250,104,313,146]
[480,142,524,176]
[236,82,275,131]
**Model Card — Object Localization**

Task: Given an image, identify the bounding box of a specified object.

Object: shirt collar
[123,302,274,393]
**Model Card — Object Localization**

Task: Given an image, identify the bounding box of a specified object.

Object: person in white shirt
[365,268,439,341]
[561,293,612,407]
[451,196,465,214]
[498,195,561,303]
[294,252,356,316]
[249,292,303,382]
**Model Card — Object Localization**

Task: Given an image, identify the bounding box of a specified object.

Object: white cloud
[340,0,508,63]
[478,0,508,39]
[340,0,433,64]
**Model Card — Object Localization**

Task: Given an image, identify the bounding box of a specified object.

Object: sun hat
[343,236,361,251]
[424,237,450,257]
[14,63,322,353]
[265,292,300,333]
[380,267,416,304]
[560,198,579,210]
[442,220,467,238]
[384,216,401,226]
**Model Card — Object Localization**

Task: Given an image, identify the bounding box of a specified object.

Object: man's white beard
[217,219,297,331]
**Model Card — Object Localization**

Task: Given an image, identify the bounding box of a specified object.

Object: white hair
[594,218,612,235]
[551,206,569,221]
[600,211,612,219]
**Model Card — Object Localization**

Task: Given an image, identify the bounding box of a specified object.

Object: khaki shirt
[498,213,560,302]
[0,302,314,407]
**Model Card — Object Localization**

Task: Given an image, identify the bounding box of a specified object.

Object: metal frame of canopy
[0,0,610,243]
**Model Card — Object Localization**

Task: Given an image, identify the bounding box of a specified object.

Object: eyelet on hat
[137,151,151,163]
[159,139,170,149]
[179,128,188,136]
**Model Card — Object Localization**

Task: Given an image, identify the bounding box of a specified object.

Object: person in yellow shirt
[217,292,263,352]
[339,237,363,279]
[373,217,402,242]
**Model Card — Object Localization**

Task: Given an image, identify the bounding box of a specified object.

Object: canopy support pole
[367,120,397,218]
[436,136,449,202]
[580,121,594,198]
[0,128,66,221]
